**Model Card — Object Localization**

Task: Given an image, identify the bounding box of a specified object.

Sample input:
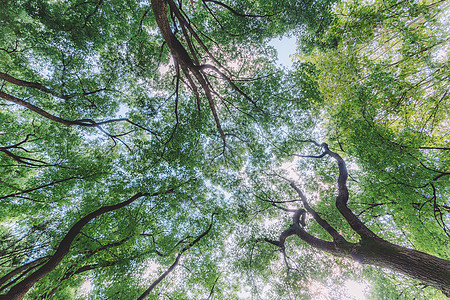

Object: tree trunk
[352,238,450,297]
[283,224,450,297]
[280,143,450,297]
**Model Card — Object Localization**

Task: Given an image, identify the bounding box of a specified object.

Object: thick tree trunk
[280,143,450,297]
[352,238,450,297]
[283,224,450,297]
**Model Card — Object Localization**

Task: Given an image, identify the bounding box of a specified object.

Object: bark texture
[354,239,450,296]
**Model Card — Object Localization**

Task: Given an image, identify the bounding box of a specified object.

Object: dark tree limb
[151,0,227,147]
[0,134,64,168]
[136,254,182,300]
[289,181,346,243]
[0,73,68,100]
[1,90,161,143]
[0,149,53,168]
[167,0,230,74]
[81,0,104,28]
[0,257,47,290]
[419,146,450,150]
[298,140,379,239]
[198,64,264,113]
[44,260,117,299]
[267,221,345,256]
[202,0,279,18]
[1,91,78,126]
[0,72,110,101]
[267,141,450,296]
[320,143,379,239]
[203,276,219,300]
[0,176,83,200]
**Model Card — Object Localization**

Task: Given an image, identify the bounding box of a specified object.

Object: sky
[268,36,297,68]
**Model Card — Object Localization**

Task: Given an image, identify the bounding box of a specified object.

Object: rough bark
[151,0,227,145]
[275,213,450,297]
[0,258,47,290]
[353,239,450,296]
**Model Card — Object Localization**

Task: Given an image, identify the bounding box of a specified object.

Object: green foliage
[0,0,448,299]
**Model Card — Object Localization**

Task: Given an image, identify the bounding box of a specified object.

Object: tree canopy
[0,0,448,299]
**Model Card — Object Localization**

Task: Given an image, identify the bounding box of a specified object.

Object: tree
[0,0,448,299]
[264,141,450,296]
[297,0,449,260]
[282,0,449,296]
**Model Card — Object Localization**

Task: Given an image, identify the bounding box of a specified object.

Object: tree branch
[289,182,346,243]
[0,176,83,200]
[202,0,279,18]
[0,258,47,290]
[0,72,68,100]
[137,213,216,300]
[0,186,178,300]
[320,143,379,239]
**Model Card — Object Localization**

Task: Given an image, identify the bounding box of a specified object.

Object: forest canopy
[0,0,449,299]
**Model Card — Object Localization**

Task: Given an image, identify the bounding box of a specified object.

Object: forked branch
[289,181,346,243]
